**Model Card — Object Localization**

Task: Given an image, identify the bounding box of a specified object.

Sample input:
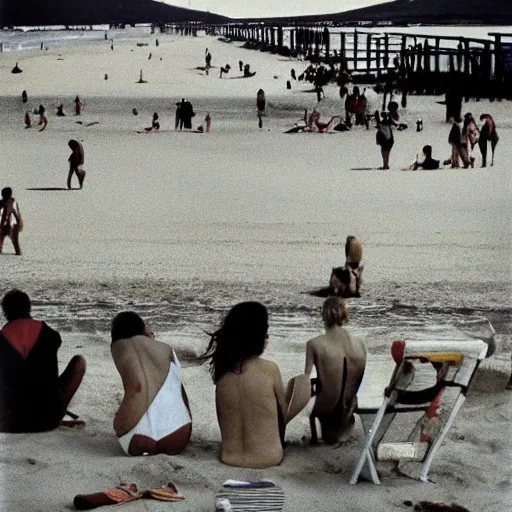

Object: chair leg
[419,393,465,482]
[350,397,391,484]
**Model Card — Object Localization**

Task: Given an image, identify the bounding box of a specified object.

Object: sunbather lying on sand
[111,312,192,456]
[305,297,367,444]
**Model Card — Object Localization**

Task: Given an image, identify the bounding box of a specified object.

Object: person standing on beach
[376,111,394,169]
[478,114,499,167]
[0,289,86,432]
[110,312,192,456]
[38,104,48,131]
[0,187,22,256]
[256,89,266,129]
[75,96,82,115]
[305,297,366,444]
[67,140,86,189]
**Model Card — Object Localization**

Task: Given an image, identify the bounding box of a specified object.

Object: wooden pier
[168,21,512,98]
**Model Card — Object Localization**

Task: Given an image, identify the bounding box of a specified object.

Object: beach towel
[216,480,285,511]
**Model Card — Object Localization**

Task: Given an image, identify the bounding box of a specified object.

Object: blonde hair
[322,297,349,328]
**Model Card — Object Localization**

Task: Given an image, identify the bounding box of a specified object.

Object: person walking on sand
[448,116,469,168]
[110,311,192,456]
[199,302,310,468]
[74,95,82,116]
[305,297,366,444]
[38,104,48,131]
[0,289,86,432]
[0,187,22,256]
[67,139,86,189]
[256,89,266,129]
[376,111,394,169]
[478,114,499,167]
[24,111,32,128]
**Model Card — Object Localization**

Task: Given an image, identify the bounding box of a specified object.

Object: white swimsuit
[118,351,191,455]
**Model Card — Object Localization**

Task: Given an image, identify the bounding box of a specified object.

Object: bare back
[305,327,366,442]
[215,357,286,468]
[111,335,173,436]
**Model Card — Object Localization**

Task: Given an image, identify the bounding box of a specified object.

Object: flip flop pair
[74,482,183,510]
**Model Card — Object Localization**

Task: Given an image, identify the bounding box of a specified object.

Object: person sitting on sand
[144,112,160,132]
[329,266,362,298]
[110,311,192,456]
[67,139,86,190]
[0,187,22,256]
[305,297,366,444]
[411,145,440,170]
[200,302,309,468]
[0,289,86,432]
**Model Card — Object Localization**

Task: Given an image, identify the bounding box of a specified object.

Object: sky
[161,0,389,19]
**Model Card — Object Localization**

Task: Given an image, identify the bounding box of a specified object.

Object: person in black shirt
[0,290,86,432]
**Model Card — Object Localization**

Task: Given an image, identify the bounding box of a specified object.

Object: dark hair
[422,145,433,157]
[111,311,146,342]
[199,302,268,383]
[333,267,351,285]
[2,289,31,321]
[1,187,13,200]
[68,139,79,150]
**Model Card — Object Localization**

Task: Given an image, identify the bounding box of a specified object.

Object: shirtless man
[201,302,306,468]
[111,311,192,456]
[305,297,366,444]
[0,187,22,256]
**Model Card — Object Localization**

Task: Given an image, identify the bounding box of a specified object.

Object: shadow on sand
[26,187,80,191]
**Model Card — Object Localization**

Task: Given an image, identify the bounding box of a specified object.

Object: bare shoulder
[251,357,280,376]
[307,334,328,349]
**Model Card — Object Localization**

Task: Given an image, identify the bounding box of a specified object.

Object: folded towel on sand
[216,480,284,511]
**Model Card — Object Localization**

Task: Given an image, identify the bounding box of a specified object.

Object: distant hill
[1,0,230,27]
[234,0,512,25]
[336,0,512,25]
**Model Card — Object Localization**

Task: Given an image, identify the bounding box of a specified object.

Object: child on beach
[110,312,192,456]
[0,187,22,256]
[67,140,86,189]
[305,297,367,444]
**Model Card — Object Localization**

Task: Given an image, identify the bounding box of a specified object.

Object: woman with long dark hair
[200,302,298,468]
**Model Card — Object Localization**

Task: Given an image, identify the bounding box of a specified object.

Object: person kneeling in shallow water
[111,312,192,456]
[328,236,364,298]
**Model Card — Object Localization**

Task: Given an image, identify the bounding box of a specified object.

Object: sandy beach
[0,29,511,511]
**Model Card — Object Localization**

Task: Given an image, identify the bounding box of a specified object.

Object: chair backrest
[389,339,487,398]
